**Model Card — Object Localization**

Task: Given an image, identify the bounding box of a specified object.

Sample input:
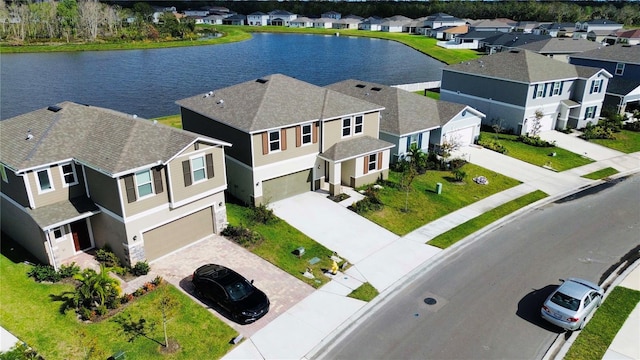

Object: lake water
[1,33,445,120]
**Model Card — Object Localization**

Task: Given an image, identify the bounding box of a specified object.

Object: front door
[70,220,92,251]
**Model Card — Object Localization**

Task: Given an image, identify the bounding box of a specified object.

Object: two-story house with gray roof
[0,102,231,269]
[569,44,640,114]
[268,10,297,26]
[441,50,612,134]
[177,74,394,205]
[516,38,603,63]
[326,80,484,162]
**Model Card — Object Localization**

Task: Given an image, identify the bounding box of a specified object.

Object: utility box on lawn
[436,182,442,195]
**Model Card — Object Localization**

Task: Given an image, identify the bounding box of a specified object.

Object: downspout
[44,231,58,271]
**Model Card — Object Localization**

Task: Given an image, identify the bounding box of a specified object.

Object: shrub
[151,275,163,286]
[111,266,128,277]
[131,261,150,276]
[78,307,95,321]
[120,293,134,304]
[624,120,640,132]
[27,264,61,283]
[452,169,466,182]
[250,203,278,224]
[581,123,616,140]
[143,282,155,292]
[447,158,467,170]
[58,262,80,279]
[517,135,555,147]
[221,225,263,248]
[351,197,383,214]
[133,288,145,297]
[95,305,108,316]
[477,136,507,154]
[95,247,121,268]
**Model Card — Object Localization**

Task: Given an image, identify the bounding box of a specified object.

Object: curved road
[314,175,640,359]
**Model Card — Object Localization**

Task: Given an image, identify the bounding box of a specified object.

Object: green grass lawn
[582,167,619,180]
[589,129,640,153]
[225,203,333,288]
[154,114,182,129]
[348,282,379,302]
[480,132,594,171]
[361,163,521,236]
[428,190,548,248]
[0,239,237,360]
[565,286,640,360]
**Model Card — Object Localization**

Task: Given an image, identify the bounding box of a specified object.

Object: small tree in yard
[156,284,178,349]
[528,110,544,138]
[491,118,504,139]
[440,134,463,164]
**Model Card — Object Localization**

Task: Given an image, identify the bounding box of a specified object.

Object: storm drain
[424,297,437,305]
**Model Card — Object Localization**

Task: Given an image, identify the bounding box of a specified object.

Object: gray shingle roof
[0,102,226,175]
[445,50,583,83]
[517,38,602,54]
[326,80,468,136]
[320,136,394,162]
[606,77,640,96]
[176,74,384,133]
[569,44,640,65]
[482,33,551,47]
[27,196,99,229]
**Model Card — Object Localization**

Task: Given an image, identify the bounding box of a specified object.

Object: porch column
[328,160,342,196]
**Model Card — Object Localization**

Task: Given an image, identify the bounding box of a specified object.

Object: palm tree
[74,264,121,308]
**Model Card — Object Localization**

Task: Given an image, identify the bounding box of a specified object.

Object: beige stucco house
[177,74,394,206]
[0,102,230,268]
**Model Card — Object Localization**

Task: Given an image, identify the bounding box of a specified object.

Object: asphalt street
[315,175,640,359]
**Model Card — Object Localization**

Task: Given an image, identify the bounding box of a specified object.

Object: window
[342,118,351,137]
[590,79,603,94]
[0,164,7,183]
[60,163,78,186]
[585,106,597,119]
[534,84,544,98]
[409,134,419,149]
[615,63,625,76]
[354,115,363,134]
[52,225,69,242]
[269,130,280,152]
[135,170,153,198]
[36,169,53,193]
[301,123,312,145]
[368,154,377,171]
[552,81,562,96]
[191,156,206,182]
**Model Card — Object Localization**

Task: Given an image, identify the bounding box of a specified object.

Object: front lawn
[225,203,333,288]
[154,114,182,129]
[582,167,619,180]
[589,129,640,153]
[565,286,640,360]
[360,163,521,235]
[479,132,593,171]
[0,239,237,360]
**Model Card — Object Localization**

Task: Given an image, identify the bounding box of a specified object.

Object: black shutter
[182,160,192,187]
[153,167,163,194]
[533,84,538,99]
[206,153,214,179]
[124,175,136,203]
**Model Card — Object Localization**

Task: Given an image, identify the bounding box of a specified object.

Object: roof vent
[217,99,224,107]
[509,49,521,53]
[26,129,33,141]
[256,78,268,84]
[371,87,382,91]
[203,91,214,98]
[356,84,366,88]
[47,105,62,112]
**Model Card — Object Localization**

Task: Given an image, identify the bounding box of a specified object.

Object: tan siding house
[0,102,231,268]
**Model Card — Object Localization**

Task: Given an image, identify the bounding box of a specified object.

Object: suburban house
[533,22,576,38]
[268,10,297,26]
[381,20,405,33]
[603,29,640,46]
[313,18,334,29]
[321,11,341,20]
[468,18,516,33]
[247,12,269,26]
[222,15,245,26]
[359,17,384,31]
[0,102,231,269]
[515,21,547,34]
[437,30,503,50]
[569,44,640,115]
[202,15,224,25]
[441,49,612,134]
[333,18,361,30]
[516,38,603,63]
[326,80,484,162]
[177,74,394,205]
[290,17,314,28]
[423,13,466,30]
[480,33,551,54]
[152,6,177,24]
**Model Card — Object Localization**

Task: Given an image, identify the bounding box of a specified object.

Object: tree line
[1,0,638,45]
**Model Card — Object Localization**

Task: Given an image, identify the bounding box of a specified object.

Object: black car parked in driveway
[192,264,270,324]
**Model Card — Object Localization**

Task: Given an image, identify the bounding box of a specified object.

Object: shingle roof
[176,74,384,134]
[458,30,503,40]
[517,38,602,54]
[0,102,226,175]
[482,33,551,47]
[616,29,640,39]
[606,77,640,96]
[445,50,584,83]
[320,136,394,162]
[570,44,640,65]
[326,80,470,136]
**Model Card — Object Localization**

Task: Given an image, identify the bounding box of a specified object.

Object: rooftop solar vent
[371,87,382,91]
[356,84,366,88]
[47,105,62,112]
[256,78,268,84]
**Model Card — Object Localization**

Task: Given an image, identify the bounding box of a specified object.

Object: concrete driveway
[539,130,624,161]
[147,235,314,337]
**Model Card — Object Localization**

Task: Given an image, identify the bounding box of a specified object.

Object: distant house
[359,17,384,31]
[202,15,224,25]
[422,12,466,35]
[247,12,269,26]
[437,30,502,50]
[516,38,603,63]
[313,18,334,29]
[183,9,209,17]
[327,80,484,162]
[515,21,547,34]
[441,50,612,134]
[268,10,297,26]
[290,17,314,28]
[468,18,516,33]
[569,44,640,114]
[614,29,640,45]
[533,23,575,38]
[333,18,360,30]
[428,25,468,40]
[152,6,177,24]
[381,20,405,33]
[573,19,622,42]
[322,11,341,20]
[177,74,394,205]
[0,102,231,268]
[222,14,245,26]
[480,33,551,54]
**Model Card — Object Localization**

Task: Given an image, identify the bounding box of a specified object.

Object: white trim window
[0,164,7,183]
[368,153,377,171]
[36,168,54,193]
[342,117,351,137]
[615,63,625,76]
[135,170,154,198]
[52,225,70,242]
[354,115,364,134]
[269,130,281,152]
[552,81,562,96]
[535,84,544,98]
[409,134,419,149]
[301,123,312,145]
[60,163,78,187]
[585,106,597,119]
[191,156,206,183]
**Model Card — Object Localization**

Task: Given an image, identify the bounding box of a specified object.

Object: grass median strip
[565,286,640,360]
[428,190,548,249]
[581,167,619,180]
[348,283,379,302]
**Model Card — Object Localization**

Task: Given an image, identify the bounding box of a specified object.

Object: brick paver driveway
[149,235,315,337]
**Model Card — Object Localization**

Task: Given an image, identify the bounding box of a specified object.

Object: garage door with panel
[446,126,475,146]
[262,169,312,203]
[143,207,213,261]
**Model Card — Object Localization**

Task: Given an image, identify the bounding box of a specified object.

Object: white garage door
[143,207,213,261]
[538,115,554,133]
[446,126,475,146]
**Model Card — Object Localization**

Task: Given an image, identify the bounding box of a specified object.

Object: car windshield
[550,291,580,311]
[225,280,254,301]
